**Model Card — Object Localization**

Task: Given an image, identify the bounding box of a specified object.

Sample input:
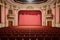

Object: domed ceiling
[14,0,47,4]
[6,0,55,5]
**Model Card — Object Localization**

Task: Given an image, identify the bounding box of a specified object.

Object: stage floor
[11,26,53,30]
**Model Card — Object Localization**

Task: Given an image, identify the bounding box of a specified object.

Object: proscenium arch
[18,10,42,26]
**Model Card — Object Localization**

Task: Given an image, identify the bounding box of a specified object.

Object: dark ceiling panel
[14,0,47,4]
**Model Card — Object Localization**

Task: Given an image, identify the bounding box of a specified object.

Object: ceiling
[5,0,55,6]
[14,0,48,4]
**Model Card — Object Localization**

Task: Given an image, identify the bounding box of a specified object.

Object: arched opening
[18,10,42,26]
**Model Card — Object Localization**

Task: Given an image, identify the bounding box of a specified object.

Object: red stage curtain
[18,10,42,26]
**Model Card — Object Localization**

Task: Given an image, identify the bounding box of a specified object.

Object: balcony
[46,14,53,19]
[7,14,14,19]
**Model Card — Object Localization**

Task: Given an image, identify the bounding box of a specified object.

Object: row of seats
[0,37,60,40]
[0,26,60,40]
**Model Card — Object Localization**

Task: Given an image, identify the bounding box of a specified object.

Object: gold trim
[26,6,34,9]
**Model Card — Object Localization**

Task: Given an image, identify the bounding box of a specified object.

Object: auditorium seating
[0,26,60,40]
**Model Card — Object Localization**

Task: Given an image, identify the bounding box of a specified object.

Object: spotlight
[26,0,34,2]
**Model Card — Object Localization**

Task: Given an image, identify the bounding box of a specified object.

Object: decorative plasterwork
[26,6,34,9]
[4,0,55,10]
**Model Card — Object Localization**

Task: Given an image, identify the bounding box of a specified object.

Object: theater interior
[0,0,60,40]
